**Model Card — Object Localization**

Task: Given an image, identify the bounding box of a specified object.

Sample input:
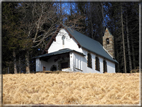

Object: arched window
[62,35,65,45]
[103,60,107,73]
[87,53,92,68]
[95,57,100,71]
[106,38,109,44]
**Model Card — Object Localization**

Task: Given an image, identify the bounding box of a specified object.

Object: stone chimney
[103,28,115,58]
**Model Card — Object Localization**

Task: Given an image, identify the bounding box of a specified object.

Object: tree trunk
[129,25,136,69]
[90,16,93,39]
[126,12,132,72]
[60,0,62,22]
[89,3,93,39]
[25,51,30,73]
[13,49,17,74]
[70,3,72,16]
[115,23,120,73]
[19,56,21,73]
[131,37,136,69]
[101,3,105,36]
[121,4,127,73]
[116,49,120,72]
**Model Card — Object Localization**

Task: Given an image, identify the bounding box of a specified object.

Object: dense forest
[2,2,139,74]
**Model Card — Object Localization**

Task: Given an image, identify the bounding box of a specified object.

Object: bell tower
[103,28,115,58]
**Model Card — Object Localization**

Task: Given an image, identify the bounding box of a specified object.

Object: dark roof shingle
[34,48,85,59]
[62,24,118,63]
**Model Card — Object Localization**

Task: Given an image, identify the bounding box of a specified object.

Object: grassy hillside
[3,72,140,105]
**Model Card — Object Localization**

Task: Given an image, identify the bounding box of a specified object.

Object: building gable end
[42,24,81,54]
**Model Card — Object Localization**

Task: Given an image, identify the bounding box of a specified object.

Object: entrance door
[43,66,46,71]
[103,60,107,73]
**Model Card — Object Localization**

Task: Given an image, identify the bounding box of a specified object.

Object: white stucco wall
[81,49,100,73]
[36,50,116,73]
[36,58,49,71]
[36,28,116,73]
[48,29,83,53]
[36,51,115,73]
[99,57,104,73]
[73,52,84,72]
[106,60,116,73]
[36,54,71,72]
[80,49,116,73]
[70,52,74,71]
[36,51,116,73]
[36,56,59,72]
[62,68,72,72]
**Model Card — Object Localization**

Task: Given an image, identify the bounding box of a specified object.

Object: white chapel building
[35,24,118,73]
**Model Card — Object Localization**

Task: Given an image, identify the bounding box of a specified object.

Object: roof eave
[33,49,85,59]
[82,47,118,63]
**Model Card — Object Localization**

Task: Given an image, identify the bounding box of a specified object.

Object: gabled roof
[44,24,118,63]
[34,48,85,59]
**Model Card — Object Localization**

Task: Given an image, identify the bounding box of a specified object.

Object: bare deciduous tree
[19,3,85,73]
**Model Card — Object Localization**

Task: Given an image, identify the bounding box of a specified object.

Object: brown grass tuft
[3,72,140,105]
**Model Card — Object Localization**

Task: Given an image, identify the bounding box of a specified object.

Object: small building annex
[34,24,118,73]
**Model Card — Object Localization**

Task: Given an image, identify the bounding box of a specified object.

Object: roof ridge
[105,27,113,36]
[43,24,117,63]
[61,24,117,63]
[61,24,101,44]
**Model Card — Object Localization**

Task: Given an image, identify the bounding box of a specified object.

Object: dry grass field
[3,72,140,105]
